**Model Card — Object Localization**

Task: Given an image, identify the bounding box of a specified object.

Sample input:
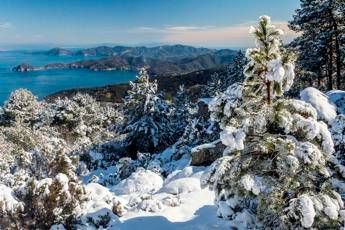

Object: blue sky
[0,0,300,49]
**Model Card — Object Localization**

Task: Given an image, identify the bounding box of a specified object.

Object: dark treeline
[289,0,345,91]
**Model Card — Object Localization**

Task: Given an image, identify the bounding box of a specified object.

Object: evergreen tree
[2,89,41,125]
[44,93,118,150]
[124,68,177,154]
[289,0,345,90]
[202,16,344,228]
[173,85,196,126]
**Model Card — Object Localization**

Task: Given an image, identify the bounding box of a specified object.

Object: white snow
[295,142,324,165]
[165,166,204,185]
[138,198,163,212]
[160,177,201,195]
[78,183,123,229]
[0,184,23,214]
[191,140,220,154]
[118,187,229,230]
[77,166,229,229]
[220,126,245,152]
[240,174,262,195]
[266,59,285,82]
[300,87,337,123]
[322,194,340,220]
[296,195,316,228]
[55,173,69,191]
[283,62,295,91]
[111,168,163,195]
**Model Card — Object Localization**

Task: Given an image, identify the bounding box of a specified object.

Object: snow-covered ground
[119,188,227,230]
[79,167,229,229]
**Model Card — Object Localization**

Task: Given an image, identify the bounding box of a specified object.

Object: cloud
[0,22,12,29]
[131,21,297,47]
[165,26,214,32]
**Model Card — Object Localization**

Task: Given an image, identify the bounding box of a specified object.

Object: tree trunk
[335,30,341,89]
[331,10,341,89]
[327,43,334,90]
[266,81,271,105]
[327,0,334,90]
[317,70,321,87]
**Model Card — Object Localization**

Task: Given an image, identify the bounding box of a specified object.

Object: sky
[0,0,300,49]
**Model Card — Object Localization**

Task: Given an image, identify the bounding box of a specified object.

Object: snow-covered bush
[44,93,119,149]
[76,183,124,228]
[2,89,41,125]
[0,184,24,228]
[112,168,163,195]
[123,68,179,153]
[1,173,87,229]
[201,16,344,229]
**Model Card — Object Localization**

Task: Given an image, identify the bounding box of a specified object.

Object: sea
[0,50,137,104]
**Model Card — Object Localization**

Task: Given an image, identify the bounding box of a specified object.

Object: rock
[197,99,210,118]
[12,63,35,72]
[191,140,224,166]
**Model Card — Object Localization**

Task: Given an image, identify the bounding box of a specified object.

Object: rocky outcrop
[12,63,36,72]
[190,140,224,166]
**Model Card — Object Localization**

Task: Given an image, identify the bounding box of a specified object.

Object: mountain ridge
[14,44,239,76]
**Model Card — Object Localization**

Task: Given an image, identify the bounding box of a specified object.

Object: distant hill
[43,44,215,59]
[14,45,238,76]
[45,47,74,56]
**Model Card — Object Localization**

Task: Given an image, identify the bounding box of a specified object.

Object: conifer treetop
[244,15,295,104]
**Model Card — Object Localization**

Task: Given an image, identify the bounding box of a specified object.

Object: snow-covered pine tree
[172,85,196,131]
[202,16,344,228]
[2,89,41,125]
[329,114,345,194]
[124,68,177,154]
[43,93,118,150]
[289,0,345,90]
[174,85,196,119]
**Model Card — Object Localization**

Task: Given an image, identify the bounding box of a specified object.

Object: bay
[0,51,137,104]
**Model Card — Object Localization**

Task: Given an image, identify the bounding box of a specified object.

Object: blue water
[0,51,137,104]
